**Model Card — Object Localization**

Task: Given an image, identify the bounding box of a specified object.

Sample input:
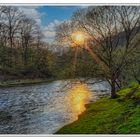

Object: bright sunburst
[71,31,86,46]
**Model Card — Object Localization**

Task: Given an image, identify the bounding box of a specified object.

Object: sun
[71,31,86,46]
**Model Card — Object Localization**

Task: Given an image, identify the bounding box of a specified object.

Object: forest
[1,6,140,98]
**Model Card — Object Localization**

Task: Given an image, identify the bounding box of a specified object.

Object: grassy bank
[0,78,55,88]
[56,83,140,134]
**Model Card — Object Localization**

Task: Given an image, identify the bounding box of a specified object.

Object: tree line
[0,6,140,98]
[0,6,57,79]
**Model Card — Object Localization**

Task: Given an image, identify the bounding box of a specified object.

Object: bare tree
[0,6,25,68]
[0,6,52,78]
[75,6,140,98]
[1,6,24,48]
[56,6,140,98]
[20,17,38,68]
[0,7,9,70]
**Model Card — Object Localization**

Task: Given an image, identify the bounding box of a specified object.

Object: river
[0,80,110,134]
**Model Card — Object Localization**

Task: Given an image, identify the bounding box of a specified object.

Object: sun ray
[71,30,109,76]
[86,45,109,75]
[73,47,79,77]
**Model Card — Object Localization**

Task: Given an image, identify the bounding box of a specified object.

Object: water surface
[0,80,110,134]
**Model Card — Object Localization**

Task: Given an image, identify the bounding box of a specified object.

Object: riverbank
[56,83,140,134]
[0,78,55,88]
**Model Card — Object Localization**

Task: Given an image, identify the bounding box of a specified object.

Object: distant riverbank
[0,78,55,88]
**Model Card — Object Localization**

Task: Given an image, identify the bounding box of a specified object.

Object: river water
[0,80,110,134]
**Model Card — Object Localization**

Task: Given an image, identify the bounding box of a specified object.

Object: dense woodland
[0,6,140,98]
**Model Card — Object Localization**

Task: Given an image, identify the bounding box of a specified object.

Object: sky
[19,6,80,43]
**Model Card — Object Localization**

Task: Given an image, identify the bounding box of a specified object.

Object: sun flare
[72,31,86,46]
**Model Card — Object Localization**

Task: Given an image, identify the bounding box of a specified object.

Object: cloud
[17,6,67,43]
[19,6,46,26]
[18,6,59,43]
[42,20,63,43]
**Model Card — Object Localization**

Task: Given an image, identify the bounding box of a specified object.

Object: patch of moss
[56,84,140,134]
[118,88,132,98]
[56,98,134,134]
[128,81,139,88]
[118,84,140,99]
[134,88,140,99]
[117,106,140,134]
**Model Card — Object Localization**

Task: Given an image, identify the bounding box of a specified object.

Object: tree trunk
[111,78,118,99]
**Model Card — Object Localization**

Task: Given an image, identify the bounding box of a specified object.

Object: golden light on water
[69,82,92,116]
[71,31,86,46]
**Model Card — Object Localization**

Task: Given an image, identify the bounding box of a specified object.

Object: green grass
[56,84,140,134]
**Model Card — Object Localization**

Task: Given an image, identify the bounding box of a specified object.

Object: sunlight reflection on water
[0,80,110,134]
[68,82,92,119]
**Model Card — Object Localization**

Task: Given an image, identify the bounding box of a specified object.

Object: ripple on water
[0,80,110,134]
